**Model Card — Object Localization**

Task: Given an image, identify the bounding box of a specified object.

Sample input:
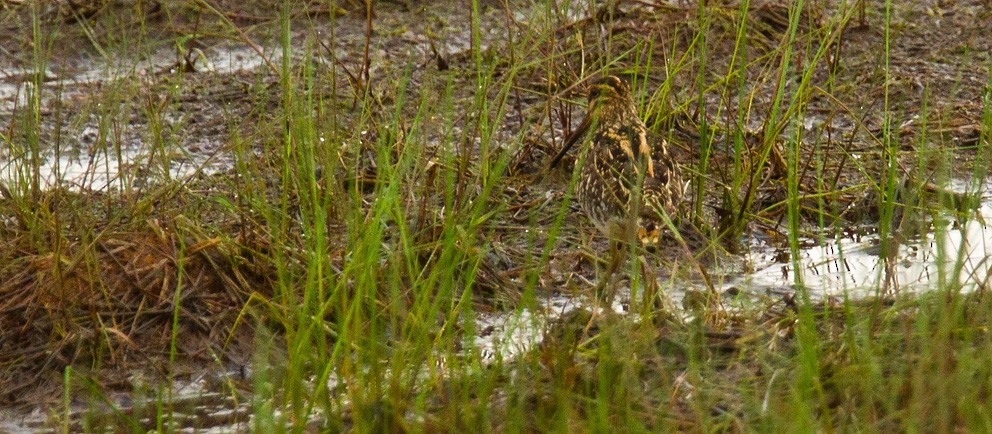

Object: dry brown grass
[0,187,271,405]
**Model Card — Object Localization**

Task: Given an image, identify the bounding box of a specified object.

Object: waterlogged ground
[739,179,992,295]
[7,188,992,431]
[0,41,276,191]
[1,0,992,431]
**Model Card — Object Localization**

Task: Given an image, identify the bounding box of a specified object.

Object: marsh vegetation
[1,0,991,431]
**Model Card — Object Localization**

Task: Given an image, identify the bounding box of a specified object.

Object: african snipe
[550,75,683,252]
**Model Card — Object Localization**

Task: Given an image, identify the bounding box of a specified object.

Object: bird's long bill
[548,113,592,169]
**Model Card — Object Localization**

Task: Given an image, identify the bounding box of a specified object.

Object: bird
[549,75,683,299]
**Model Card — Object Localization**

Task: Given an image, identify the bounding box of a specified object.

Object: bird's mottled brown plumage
[550,75,683,248]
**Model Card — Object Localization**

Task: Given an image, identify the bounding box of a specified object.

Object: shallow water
[736,179,992,298]
[0,44,273,192]
[0,144,221,192]
[0,368,252,433]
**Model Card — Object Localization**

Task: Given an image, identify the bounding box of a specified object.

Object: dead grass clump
[0,193,269,405]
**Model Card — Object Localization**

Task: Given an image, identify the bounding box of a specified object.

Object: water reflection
[737,181,992,297]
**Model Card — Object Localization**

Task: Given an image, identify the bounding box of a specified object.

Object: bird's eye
[645,222,656,232]
[588,86,602,101]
